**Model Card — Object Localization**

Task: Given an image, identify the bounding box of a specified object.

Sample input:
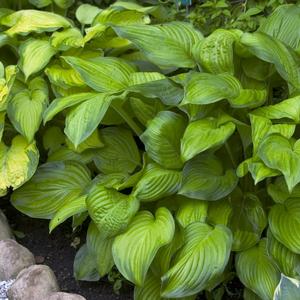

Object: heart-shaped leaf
[112,208,175,286]
[7,77,49,142]
[140,111,186,169]
[236,239,280,300]
[133,163,182,202]
[179,154,238,201]
[258,134,300,192]
[267,229,300,278]
[86,183,139,237]
[93,127,140,174]
[269,198,300,254]
[0,135,39,195]
[11,160,91,219]
[161,222,232,298]
[181,116,236,162]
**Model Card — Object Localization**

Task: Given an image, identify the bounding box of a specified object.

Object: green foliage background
[1,0,300,299]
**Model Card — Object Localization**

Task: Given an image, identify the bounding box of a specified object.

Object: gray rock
[0,240,35,281]
[48,292,86,300]
[0,210,13,241]
[7,265,59,300]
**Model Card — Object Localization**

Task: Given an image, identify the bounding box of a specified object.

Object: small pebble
[0,279,14,300]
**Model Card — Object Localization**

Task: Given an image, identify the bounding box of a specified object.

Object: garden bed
[1,200,132,300]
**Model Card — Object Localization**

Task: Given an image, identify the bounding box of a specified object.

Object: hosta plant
[1,1,300,299]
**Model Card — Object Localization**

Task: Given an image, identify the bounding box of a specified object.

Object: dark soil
[1,201,133,300]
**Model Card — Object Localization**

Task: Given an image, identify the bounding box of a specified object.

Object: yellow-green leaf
[11,160,91,219]
[161,222,232,298]
[0,135,39,194]
[114,22,203,68]
[86,183,139,237]
[236,239,280,300]
[7,77,48,142]
[112,207,175,286]
[19,38,57,80]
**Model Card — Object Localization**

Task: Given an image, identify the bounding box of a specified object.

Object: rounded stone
[7,265,59,300]
[0,239,35,281]
[0,210,14,241]
[48,292,86,300]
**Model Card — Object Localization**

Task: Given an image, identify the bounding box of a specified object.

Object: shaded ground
[1,201,132,300]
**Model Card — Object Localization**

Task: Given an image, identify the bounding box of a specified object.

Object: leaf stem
[111,102,143,136]
[225,141,237,168]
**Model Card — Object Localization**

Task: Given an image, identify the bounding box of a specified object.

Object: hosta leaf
[53,0,74,9]
[151,229,184,277]
[74,244,100,281]
[240,32,300,89]
[237,157,280,185]
[63,56,136,92]
[181,73,241,106]
[86,222,114,277]
[50,28,84,51]
[235,239,280,300]
[193,29,240,74]
[93,127,140,174]
[76,4,102,25]
[129,97,164,126]
[45,64,85,89]
[259,4,300,51]
[228,190,267,251]
[112,208,175,286]
[11,161,91,219]
[176,199,208,228]
[181,116,236,162]
[269,198,300,254]
[258,134,300,192]
[19,39,57,80]
[43,126,65,155]
[267,230,300,278]
[0,135,39,194]
[66,129,103,153]
[250,114,296,155]
[207,199,232,226]
[252,95,300,123]
[114,22,203,68]
[7,77,48,142]
[140,111,186,169]
[267,177,300,204]
[43,92,98,123]
[0,10,71,36]
[86,183,139,237]
[161,222,232,298]
[0,65,17,112]
[179,154,238,201]
[134,272,197,300]
[64,93,113,147]
[28,0,52,8]
[273,274,300,300]
[133,163,182,202]
[49,195,87,232]
[229,87,267,108]
[128,72,183,106]
[93,7,150,26]
[134,272,162,300]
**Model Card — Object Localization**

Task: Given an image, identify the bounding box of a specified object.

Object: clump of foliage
[1,0,300,299]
